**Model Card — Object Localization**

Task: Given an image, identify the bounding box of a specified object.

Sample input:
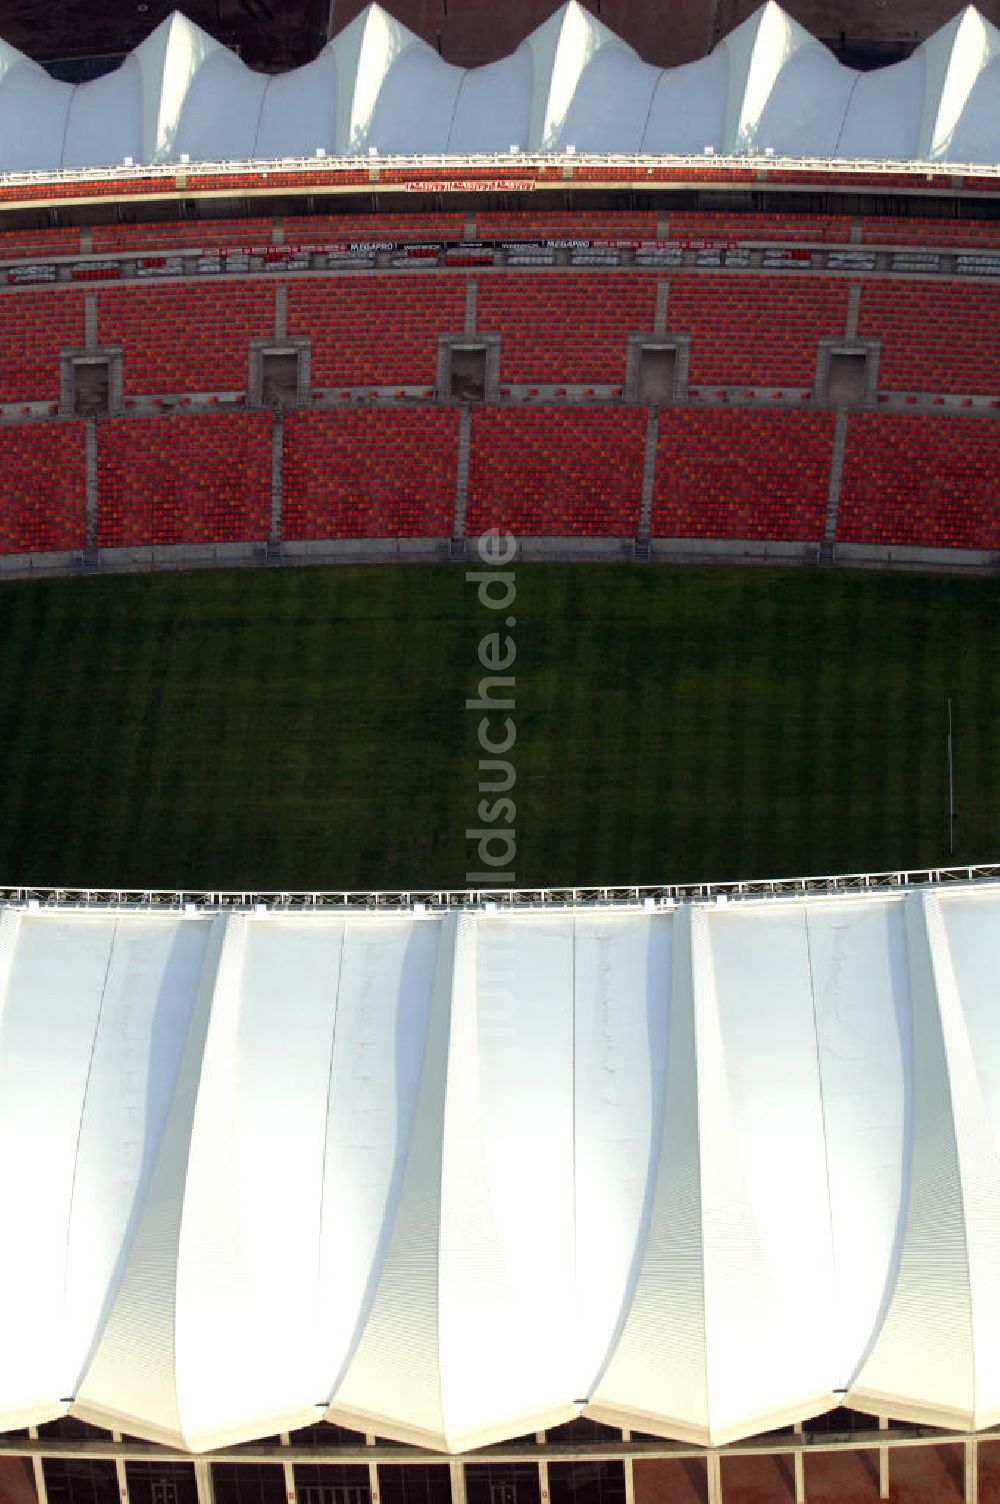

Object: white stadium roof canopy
[2,882,1000,1450]
[0,1,999,172]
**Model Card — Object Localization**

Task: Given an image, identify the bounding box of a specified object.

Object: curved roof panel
[0,884,999,1450]
[0,0,998,172]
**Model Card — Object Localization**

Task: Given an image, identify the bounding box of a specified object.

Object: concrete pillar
[366,1435,379,1504]
[194,1462,215,1504]
[27,1428,47,1504]
[85,417,99,550]
[965,1439,978,1504]
[622,1431,634,1504]
[823,407,849,544]
[878,1416,890,1500]
[270,410,284,547]
[637,406,660,540]
[653,279,669,336]
[112,1433,129,1504]
[449,1461,467,1504]
[280,1433,294,1504]
[84,293,98,351]
[452,405,471,539]
[792,1423,805,1504]
[706,1453,722,1504]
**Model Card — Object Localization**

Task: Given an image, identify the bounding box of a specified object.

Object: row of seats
[465,408,646,536]
[0,406,997,553]
[91,218,275,253]
[838,414,1000,550]
[474,211,658,238]
[287,278,465,387]
[283,215,466,243]
[669,274,851,385]
[0,423,86,551]
[4,270,1000,401]
[98,283,274,394]
[19,269,854,395]
[861,217,1000,246]
[858,283,1000,395]
[96,413,271,547]
[282,409,458,538]
[664,213,853,243]
[0,213,989,265]
[476,272,659,381]
[0,226,83,262]
[0,290,85,401]
[651,410,834,540]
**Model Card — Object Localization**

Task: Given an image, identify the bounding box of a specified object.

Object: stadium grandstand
[0,7,1000,1504]
[0,3,992,570]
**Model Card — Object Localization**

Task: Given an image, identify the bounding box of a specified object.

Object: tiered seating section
[0,290,84,400]
[664,213,852,243]
[283,215,466,242]
[859,282,1000,395]
[652,411,834,541]
[670,274,849,385]
[838,415,1000,551]
[282,409,458,538]
[0,424,86,552]
[96,413,271,547]
[477,272,657,382]
[98,283,273,393]
[474,212,657,238]
[466,408,646,535]
[860,217,1000,246]
[288,277,464,387]
[0,227,83,261]
[91,219,274,253]
[0,215,992,560]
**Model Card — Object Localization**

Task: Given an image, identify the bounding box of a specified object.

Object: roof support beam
[26,1428,47,1504]
[281,1433,294,1504]
[113,1433,129,1504]
[793,1424,805,1504]
[194,1462,214,1504]
[879,1416,890,1499]
[706,1452,721,1504]
[966,1439,978,1504]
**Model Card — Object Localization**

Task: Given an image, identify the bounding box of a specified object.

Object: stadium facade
[0,8,998,1503]
[1,0,1000,172]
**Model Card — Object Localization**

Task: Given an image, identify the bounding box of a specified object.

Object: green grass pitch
[0,561,996,891]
